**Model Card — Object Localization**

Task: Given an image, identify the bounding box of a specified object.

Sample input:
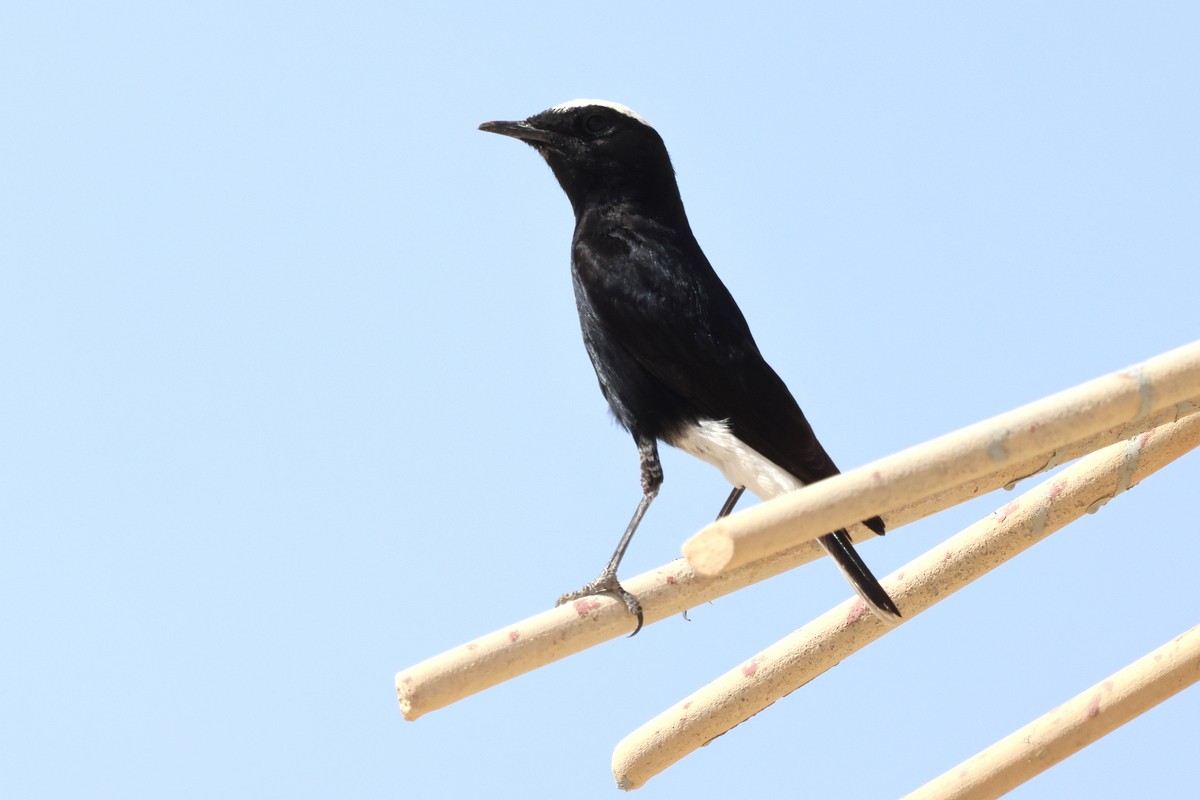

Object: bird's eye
[583,113,608,134]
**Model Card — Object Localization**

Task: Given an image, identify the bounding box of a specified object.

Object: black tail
[863,514,886,536]
[818,529,901,621]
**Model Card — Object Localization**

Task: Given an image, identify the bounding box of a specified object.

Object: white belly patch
[671,419,803,500]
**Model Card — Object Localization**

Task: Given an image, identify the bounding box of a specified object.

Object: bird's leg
[715,486,745,519]
[557,436,661,636]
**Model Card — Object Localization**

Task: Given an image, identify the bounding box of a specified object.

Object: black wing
[571,210,842,487]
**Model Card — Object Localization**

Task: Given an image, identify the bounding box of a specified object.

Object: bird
[479,100,899,634]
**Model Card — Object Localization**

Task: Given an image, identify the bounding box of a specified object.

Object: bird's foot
[557,572,644,636]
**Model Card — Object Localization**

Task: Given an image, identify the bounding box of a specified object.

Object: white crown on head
[550,99,650,127]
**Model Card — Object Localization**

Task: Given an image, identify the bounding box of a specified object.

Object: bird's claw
[557,573,644,636]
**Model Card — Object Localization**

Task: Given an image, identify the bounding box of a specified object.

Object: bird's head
[479,100,682,220]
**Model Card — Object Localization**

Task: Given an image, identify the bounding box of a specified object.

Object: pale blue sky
[3,3,1198,798]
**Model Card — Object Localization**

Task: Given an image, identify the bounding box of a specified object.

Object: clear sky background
[3,3,1198,798]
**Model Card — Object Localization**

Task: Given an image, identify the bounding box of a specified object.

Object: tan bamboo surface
[397,343,1199,722]
[610,413,1200,789]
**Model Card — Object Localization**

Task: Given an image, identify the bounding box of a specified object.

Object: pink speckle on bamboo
[996,500,1021,522]
[572,598,602,617]
[1086,693,1102,720]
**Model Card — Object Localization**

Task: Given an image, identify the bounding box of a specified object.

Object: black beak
[478,119,556,145]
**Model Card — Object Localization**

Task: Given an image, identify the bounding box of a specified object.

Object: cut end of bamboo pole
[680,522,735,576]
[397,677,418,722]
[613,741,651,791]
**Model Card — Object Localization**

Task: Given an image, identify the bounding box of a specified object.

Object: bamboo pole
[901,625,1200,800]
[397,400,1198,721]
[889,398,1197,527]
[683,340,1200,576]
[610,413,1200,790]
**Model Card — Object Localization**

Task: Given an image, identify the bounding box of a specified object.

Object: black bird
[480,100,899,634]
